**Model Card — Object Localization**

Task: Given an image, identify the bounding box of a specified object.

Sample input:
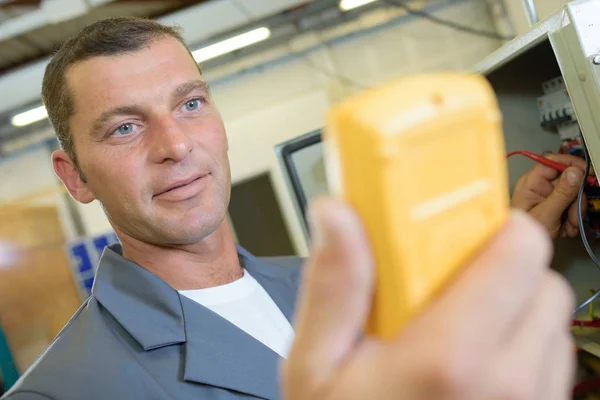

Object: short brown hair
[42,17,197,180]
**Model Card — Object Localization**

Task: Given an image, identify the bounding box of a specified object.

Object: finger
[561,229,568,238]
[538,332,576,400]
[284,197,374,392]
[508,271,574,382]
[486,333,576,400]
[546,153,588,171]
[511,171,557,211]
[533,167,583,226]
[565,221,579,238]
[527,161,563,182]
[424,211,552,346]
[482,272,574,400]
[559,223,567,238]
[527,172,559,198]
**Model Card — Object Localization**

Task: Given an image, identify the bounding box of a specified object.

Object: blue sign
[68,232,119,296]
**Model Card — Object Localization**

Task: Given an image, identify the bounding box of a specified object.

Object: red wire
[574,376,600,396]
[506,150,598,186]
[572,321,600,396]
[572,319,600,328]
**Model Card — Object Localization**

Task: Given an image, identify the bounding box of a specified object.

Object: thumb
[284,197,374,392]
[535,167,582,221]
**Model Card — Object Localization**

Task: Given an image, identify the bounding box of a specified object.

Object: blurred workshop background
[0,0,573,395]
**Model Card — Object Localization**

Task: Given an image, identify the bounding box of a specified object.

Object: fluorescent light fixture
[192,27,271,63]
[10,28,271,127]
[339,0,377,11]
[11,105,48,127]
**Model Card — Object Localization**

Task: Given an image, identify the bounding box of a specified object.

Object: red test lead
[506,150,598,186]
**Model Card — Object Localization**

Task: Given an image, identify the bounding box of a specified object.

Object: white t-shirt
[178,269,295,359]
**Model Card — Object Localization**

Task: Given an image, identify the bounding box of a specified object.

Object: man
[0,16,585,400]
[4,17,302,400]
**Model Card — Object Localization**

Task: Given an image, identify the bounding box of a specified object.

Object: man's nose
[149,114,193,164]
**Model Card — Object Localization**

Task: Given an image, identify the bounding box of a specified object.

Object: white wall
[225,90,330,255]
[0,145,78,241]
[74,201,111,238]
[0,0,503,255]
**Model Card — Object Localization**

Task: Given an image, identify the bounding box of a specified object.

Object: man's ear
[52,150,95,204]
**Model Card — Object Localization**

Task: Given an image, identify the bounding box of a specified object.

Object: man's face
[54,37,231,245]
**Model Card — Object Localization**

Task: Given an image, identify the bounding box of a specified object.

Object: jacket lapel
[93,245,186,351]
[181,296,281,399]
[93,244,303,400]
[182,246,303,399]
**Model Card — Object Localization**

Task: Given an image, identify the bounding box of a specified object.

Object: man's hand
[511,154,587,239]
[283,198,575,400]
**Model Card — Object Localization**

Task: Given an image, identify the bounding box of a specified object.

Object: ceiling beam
[0,0,41,8]
[0,0,316,116]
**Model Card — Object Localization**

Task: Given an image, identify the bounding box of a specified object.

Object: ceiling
[0,0,455,155]
[0,0,320,118]
[0,0,313,77]
[0,0,357,153]
[0,0,209,76]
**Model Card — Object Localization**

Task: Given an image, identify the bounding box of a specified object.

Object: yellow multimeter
[323,72,510,339]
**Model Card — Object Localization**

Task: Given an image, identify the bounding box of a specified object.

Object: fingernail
[567,168,582,186]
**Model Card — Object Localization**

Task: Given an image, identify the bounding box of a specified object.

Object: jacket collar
[93,244,301,399]
[92,244,186,350]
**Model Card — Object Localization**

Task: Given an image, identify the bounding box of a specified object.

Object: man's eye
[183,99,201,112]
[114,123,136,136]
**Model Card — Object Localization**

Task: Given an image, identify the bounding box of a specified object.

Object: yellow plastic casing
[323,72,510,340]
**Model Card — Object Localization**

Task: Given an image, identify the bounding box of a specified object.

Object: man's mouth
[154,174,208,198]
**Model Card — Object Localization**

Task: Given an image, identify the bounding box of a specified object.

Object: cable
[384,0,515,41]
[299,54,367,90]
[573,376,600,397]
[572,319,600,328]
[573,140,600,315]
[286,0,516,90]
[285,41,367,90]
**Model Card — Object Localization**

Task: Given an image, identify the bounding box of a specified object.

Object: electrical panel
[537,77,583,155]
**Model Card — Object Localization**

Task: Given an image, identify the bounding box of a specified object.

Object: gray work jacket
[2,244,303,400]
